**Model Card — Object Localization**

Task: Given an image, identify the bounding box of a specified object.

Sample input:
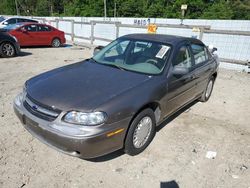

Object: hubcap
[2,43,14,56]
[205,80,213,98]
[133,116,152,148]
[52,39,60,47]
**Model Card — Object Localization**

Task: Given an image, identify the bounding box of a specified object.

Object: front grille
[23,95,61,122]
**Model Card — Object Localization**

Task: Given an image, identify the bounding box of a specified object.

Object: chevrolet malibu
[14,34,219,158]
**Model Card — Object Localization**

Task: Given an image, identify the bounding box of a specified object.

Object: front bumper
[13,95,131,159]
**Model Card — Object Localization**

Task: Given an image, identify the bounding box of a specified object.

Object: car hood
[26,60,151,112]
[0,25,6,29]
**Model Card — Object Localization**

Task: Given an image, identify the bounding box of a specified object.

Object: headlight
[14,93,23,106]
[63,111,107,126]
[14,85,27,106]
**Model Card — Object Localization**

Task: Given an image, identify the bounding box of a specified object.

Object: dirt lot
[0,46,249,188]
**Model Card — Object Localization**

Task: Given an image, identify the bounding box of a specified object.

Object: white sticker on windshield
[156,45,170,59]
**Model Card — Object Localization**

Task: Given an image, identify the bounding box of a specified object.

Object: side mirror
[3,21,8,25]
[93,45,104,56]
[208,45,217,54]
[211,47,217,54]
[172,66,189,76]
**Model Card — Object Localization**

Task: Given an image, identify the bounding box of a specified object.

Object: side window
[6,18,16,24]
[27,19,37,23]
[173,46,192,69]
[191,44,208,65]
[17,18,25,23]
[24,24,37,32]
[37,25,51,32]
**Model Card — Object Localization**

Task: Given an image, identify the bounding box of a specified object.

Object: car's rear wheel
[124,108,156,156]
[51,38,61,48]
[0,42,16,58]
[200,76,215,102]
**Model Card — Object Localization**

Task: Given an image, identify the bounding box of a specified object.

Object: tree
[0,0,16,15]
[230,0,250,20]
[0,0,249,20]
[202,1,233,19]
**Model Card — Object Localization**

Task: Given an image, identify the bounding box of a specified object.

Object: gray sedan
[14,34,219,158]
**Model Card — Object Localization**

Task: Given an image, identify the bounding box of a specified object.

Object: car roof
[120,33,203,46]
[18,22,52,27]
[5,17,36,20]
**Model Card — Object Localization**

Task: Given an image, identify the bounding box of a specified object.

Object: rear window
[37,25,51,32]
[17,18,38,23]
[27,19,38,23]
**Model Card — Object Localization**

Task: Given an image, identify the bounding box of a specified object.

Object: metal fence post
[71,20,75,42]
[55,19,59,29]
[115,22,120,39]
[199,27,204,40]
[90,21,95,45]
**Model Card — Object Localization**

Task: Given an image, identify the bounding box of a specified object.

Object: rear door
[36,25,53,45]
[190,43,214,95]
[165,43,197,115]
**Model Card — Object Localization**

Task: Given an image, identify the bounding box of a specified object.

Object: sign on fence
[147,24,157,34]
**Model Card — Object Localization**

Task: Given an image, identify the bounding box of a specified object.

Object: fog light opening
[75,151,81,155]
[72,151,81,156]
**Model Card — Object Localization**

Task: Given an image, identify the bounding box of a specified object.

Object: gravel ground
[0,46,249,188]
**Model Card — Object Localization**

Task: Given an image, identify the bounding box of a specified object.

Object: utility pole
[114,1,116,17]
[104,0,107,18]
[50,0,53,16]
[15,0,20,16]
[181,4,187,25]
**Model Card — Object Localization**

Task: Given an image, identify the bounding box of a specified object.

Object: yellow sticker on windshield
[156,45,170,59]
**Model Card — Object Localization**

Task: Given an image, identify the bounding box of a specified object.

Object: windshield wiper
[90,58,99,64]
[104,64,126,71]
[90,58,127,71]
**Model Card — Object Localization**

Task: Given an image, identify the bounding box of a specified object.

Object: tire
[200,76,215,102]
[0,42,16,58]
[51,38,61,48]
[124,108,156,156]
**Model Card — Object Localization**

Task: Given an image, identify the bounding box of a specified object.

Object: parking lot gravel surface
[0,46,249,188]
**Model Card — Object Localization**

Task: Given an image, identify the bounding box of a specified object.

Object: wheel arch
[212,72,217,80]
[51,37,61,46]
[123,101,161,145]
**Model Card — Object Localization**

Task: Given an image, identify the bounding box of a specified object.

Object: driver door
[17,24,38,46]
[165,44,197,115]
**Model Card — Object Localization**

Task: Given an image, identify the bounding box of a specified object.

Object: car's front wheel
[200,76,215,102]
[124,108,156,156]
[0,42,16,58]
[51,38,61,48]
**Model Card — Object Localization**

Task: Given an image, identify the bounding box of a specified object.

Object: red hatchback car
[5,23,66,47]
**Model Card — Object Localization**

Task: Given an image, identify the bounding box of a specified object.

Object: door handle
[190,75,196,80]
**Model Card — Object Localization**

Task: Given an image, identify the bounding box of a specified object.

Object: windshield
[0,17,5,22]
[93,38,171,75]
